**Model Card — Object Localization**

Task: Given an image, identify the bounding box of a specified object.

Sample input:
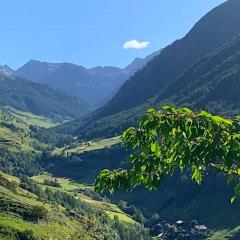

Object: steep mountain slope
[97,0,240,117]
[156,35,240,116]
[15,52,159,107]
[0,74,91,121]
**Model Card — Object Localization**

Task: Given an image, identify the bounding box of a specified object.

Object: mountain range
[1,50,160,108]
[58,0,240,138]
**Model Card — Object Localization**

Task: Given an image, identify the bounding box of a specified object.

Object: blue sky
[0,0,226,69]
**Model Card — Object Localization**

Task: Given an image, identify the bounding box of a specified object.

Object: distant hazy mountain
[0,65,14,76]
[0,74,92,121]
[124,51,160,73]
[15,51,160,107]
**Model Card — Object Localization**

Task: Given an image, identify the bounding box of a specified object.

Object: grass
[32,173,91,190]
[0,108,46,152]
[32,173,136,224]
[208,226,240,239]
[0,212,80,239]
[0,172,114,239]
[52,136,122,155]
[3,106,59,128]
[0,172,20,183]
[105,210,135,224]
[83,198,135,224]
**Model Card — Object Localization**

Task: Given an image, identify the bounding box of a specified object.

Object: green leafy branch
[95,106,240,199]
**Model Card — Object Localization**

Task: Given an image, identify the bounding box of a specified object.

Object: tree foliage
[95,106,240,199]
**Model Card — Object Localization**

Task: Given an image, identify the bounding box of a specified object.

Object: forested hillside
[0,74,92,122]
[156,36,240,115]
[0,108,45,176]
[0,171,151,240]
[0,107,152,240]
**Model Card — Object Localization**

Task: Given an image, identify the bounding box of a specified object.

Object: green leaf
[191,166,202,184]
[162,105,176,112]
[179,107,193,114]
[198,111,212,118]
[95,105,240,201]
[151,141,160,153]
[147,108,155,113]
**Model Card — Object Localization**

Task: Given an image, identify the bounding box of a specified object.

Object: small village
[152,219,209,239]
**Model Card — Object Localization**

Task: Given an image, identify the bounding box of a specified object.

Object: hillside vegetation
[0,74,92,122]
[157,36,240,115]
[0,108,152,239]
[0,108,47,176]
[3,106,58,129]
[41,131,240,239]
[0,172,150,240]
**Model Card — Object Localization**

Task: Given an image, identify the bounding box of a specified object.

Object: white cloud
[123,39,150,49]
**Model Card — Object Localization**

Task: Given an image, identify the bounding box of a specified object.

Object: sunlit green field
[52,135,122,155]
[207,226,240,240]
[32,173,90,190]
[0,109,46,152]
[32,173,135,224]
[3,106,59,128]
[0,213,80,239]
[0,173,76,240]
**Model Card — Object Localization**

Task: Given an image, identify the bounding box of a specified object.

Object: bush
[43,178,61,187]
[18,230,37,240]
[29,205,47,221]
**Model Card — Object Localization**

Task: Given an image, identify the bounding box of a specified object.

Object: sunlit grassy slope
[52,135,121,155]
[0,108,45,152]
[0,173,87,239]
[3,106,59,128]
[32,173,135,224]
[0,171,137,240]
